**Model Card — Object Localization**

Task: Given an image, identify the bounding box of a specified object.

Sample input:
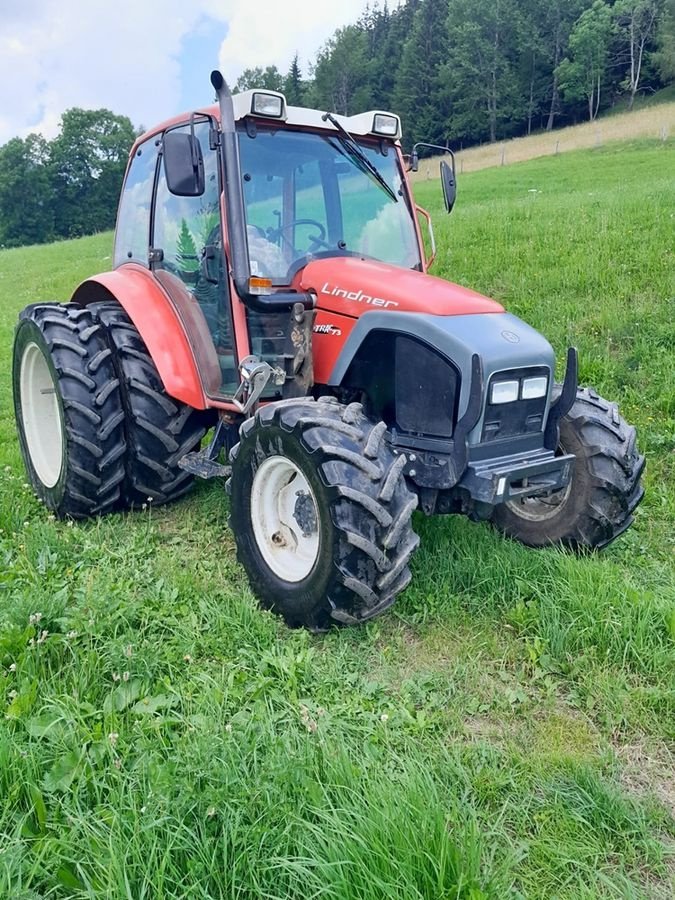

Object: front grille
[395,336,459,438]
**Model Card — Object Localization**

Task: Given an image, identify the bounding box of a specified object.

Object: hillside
[412,101,675,176]
[0,141,673,898]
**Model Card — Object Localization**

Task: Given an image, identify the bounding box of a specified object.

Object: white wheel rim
[20,341,64,488]
[250,455,320,582]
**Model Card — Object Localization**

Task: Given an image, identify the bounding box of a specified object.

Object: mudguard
[71,265,208,409]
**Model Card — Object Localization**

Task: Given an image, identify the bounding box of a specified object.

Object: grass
[411,101,675,176]
[1,139,674,898]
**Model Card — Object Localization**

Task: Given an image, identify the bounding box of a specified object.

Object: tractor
[13,71,645,629]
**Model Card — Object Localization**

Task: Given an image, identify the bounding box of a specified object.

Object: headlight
[490,380,519,404]
[521,375,548,399]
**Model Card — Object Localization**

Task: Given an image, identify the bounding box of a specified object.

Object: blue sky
[0,0,375,144]
[178,16,229,113]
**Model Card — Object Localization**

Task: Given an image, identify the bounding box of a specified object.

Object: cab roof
[135,89,402,148]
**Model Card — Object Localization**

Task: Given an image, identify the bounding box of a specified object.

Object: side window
[153,121,220,278]
[113,137,159,268]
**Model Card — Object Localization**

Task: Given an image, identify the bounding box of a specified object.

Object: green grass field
[1,139,673,898]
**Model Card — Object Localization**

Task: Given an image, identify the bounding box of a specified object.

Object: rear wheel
[89,302,210,508]
[228,396,419,630]
[492,386,645,550]
[13,303,126,518]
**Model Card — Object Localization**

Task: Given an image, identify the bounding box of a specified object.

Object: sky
[0,0,374,145]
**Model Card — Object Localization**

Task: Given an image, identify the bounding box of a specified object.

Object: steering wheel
[268,218,330,250]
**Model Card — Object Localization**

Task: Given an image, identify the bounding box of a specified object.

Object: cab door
[151,119,238,395]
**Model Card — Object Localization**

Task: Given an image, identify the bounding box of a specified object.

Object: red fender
[71,265,208,409]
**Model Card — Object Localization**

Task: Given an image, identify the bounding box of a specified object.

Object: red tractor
[13,72,644,629]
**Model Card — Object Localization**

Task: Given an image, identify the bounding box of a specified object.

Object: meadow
[0,138,673,898]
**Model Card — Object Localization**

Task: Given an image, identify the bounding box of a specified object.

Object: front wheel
[228,396,419,630]
[492,386,645,550]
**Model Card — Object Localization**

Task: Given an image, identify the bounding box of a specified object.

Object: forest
[0,0,673,249]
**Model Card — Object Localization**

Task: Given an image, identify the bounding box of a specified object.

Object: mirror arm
[411,142,455,174]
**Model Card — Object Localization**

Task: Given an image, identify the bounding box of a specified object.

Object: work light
[251,92,285,118]
[372,113,400,137]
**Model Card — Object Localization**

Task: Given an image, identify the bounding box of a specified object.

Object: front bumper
[459,448,575,505]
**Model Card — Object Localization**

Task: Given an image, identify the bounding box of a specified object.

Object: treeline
[0,109,136,249]
[238,0,675,147]
[1,0,673,249]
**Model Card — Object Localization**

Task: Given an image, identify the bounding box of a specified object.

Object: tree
[312,26,373,115]
[653,0,675,80]
[49,108,136,238]
[394,0,450,147]
[557,1,613,121]
[614,0,663,107]
[0,134,54,247]
[284,54,305,105]
[235,66,284,93]
[539,0,587,130]
[442,0,524,144]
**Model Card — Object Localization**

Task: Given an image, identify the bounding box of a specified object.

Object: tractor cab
[111,81,432,409]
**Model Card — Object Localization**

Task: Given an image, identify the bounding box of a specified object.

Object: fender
[71,265,208,409]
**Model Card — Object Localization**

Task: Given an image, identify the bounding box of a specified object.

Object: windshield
[237,126,421,284]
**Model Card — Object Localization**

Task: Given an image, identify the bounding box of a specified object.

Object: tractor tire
[88,302,210,508]
[13,303,126,518]
[228,396,420,630]
[492,386,645,550]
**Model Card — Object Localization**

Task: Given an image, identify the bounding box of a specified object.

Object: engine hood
[296,256,504,317]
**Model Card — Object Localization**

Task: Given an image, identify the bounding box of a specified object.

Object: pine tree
[284,54,304,106]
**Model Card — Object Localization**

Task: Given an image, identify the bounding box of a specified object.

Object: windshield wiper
[322,112,398,204]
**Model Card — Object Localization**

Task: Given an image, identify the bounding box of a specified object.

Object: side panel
[312,309,358,385]
[71,266,208,410]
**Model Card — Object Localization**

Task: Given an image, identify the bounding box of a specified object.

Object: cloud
[0,0,373,145]
[217,0,372,85]
[0,0,226,143]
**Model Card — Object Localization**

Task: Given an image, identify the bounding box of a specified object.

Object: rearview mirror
[163,131,205,197]
[440,160,456,214]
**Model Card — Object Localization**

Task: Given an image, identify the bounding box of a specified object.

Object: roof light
[490,380,519,405]
[251,92,285,118]
[521,376,548,400]
[372,113,400,137]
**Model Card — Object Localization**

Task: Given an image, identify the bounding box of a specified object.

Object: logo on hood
[321,282,398,309]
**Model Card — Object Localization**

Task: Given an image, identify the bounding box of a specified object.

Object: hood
[297,256,504,317]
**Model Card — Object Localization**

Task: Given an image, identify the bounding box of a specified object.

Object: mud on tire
[13,303,126,518]
[228,396,420,630]
[89,302,211,508]
[492,386,645,550]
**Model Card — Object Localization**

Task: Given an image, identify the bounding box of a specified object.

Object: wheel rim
[19,341,64,488]
[504,446,573,522]
[250,455,320,582]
